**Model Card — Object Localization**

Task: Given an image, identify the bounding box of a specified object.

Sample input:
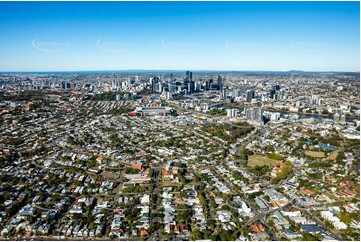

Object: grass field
[326,150,340,161]
[247,155,282,167]
[304,150,326,158]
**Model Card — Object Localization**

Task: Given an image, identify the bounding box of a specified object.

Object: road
[289,200,343,240]
[260,217,280,241]
[114,168,125,204]
[148,166,165,241]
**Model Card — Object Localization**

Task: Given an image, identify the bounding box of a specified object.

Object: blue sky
[0,1,359,72]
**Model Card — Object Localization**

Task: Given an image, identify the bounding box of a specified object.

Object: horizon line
[0,69,359,74]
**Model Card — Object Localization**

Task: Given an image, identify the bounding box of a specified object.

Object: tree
[336,151,346,163]
[210,197,216,209]
[321,109,329,115]
[191,228,202,240]
[180,190,188,198]
[45,214,51,224]
[339,212,353,224]
[267,153,283,161]
[221,204,230,210]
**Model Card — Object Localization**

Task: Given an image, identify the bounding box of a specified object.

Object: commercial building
[130,107,174,116]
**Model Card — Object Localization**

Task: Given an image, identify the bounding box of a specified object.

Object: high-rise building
[217,75,223,90]
[188,81,195,93]
[245,107,263,123]
[186,71,192,82]
[168,80,174,93]
[61,81,67,89]
[151,77,160,93]
[270,89,276,99]
[195,81,202,91]
[263,111,280,122]
[185,71,194,93]
[274,85,281,91]
[219,86,227,100]
[246,90,255,102]
[165,92,172,100]
[233,88,242,98]
[310,95,320,105]
[61,81,75,90]
[227,108,238,118]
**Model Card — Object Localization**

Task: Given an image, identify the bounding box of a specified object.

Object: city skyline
[0,1,359,72]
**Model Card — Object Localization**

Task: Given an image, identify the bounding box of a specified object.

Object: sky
[0,1,359,72]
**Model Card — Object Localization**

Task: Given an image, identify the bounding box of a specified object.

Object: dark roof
[301,224,323,233]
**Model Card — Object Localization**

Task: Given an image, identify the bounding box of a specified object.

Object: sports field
[247,155,282,167]
[304,150,326,158]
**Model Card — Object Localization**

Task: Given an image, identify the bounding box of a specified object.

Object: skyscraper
[220,86,227,100]
[246,90,255,102]
[186,71,192,83]
[274,85,281,91]
[217,75,223,90]
[270,89,276,99]
[185,71,194,93]
[233,88,242,98]
[151,77,160,93]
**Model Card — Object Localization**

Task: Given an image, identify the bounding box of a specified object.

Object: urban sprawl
[0,71,359,241]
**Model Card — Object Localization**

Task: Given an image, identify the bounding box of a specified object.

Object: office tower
[217,75,223,90]
[187,81,195,93]
[246,90,255,102]
[111,73,117,89]
[159,82,166,93]
[134,76,139,82]
[219,86,227,100]
[166,92,172,100]
[195,81,202,91]
[185,71,194,93]
[270,89,276,99]
[151,77,160,93]
[233,88,242,98]
[168,80,173,93]
[112,77,122,90]
[186,71,192,83]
